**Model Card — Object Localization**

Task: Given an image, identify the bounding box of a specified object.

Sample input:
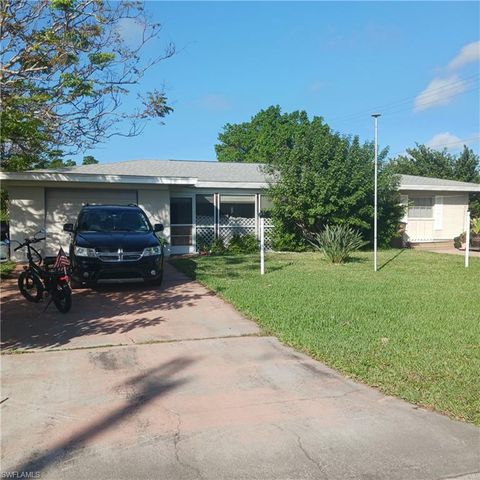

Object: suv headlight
[143,245,162,256]
[74,246,96,257]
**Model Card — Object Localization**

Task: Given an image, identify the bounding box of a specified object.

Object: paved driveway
[1,264,479,479]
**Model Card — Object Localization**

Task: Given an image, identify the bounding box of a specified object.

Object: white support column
[214,193,219,239]
[465,210,470,268]
[260,216,265,275]
[255,193,260,239]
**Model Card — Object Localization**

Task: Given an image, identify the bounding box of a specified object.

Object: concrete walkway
[1,264,479,479]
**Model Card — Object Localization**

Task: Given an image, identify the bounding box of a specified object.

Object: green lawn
[172,250,480,425]
[0,260,15,279]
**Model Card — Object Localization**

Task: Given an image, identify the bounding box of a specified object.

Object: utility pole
[372,113,381,272]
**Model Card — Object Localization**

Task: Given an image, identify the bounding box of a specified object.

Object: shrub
[227,233,258,254]
[196,239,210,255]
[0,261,15,279]
[210,237,226,256]
[454,233,465,249]
[310,224,367,263]
[471,218,480,235]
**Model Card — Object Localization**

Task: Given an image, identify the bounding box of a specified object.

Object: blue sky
[76,1,480,164]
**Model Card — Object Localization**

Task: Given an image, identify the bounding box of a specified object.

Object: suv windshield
[77,208,151,233]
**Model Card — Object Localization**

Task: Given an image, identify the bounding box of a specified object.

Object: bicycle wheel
[18,271,43,303]
[53,284,72,313]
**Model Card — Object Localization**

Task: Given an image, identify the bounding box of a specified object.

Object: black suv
[64,204,164,287]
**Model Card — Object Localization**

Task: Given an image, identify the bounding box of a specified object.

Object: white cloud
[426,132,480,151]
[115,18,145,45]
[413,74,467,112]
[447,41,480,70]
[426,132,462,150]
[194,94,232,112]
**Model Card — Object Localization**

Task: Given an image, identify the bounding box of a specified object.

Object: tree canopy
[82,155,99,165]
[218,106,403,248]
[387,144,479,183]
[215,106,311,163]
[0,0,174,171]
[387,144,480,218]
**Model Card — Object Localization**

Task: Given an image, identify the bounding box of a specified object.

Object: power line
[326,73,479,126]
[329,85,478,132]
[390,135,480,158]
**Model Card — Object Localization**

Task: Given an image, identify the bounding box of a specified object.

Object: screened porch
[170,193,273,254]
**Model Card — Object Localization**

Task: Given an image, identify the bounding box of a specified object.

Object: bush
[227,233,258,254]
[311,224,367,263]
[454,233,465,249]
[472,218,480,235]
[0,261,16,278]
[210,237,227,256]
[196,239,210,255]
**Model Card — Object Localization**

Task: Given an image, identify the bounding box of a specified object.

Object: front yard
[172,250,480,425]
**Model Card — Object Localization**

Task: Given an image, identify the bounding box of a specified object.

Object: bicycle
[14,232,72,313]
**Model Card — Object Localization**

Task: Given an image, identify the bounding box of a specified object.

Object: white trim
[196,181,268,189]
[399,184,480,192]
[434,196,443,230]
[400,194,408,222]
[0,171,197,186]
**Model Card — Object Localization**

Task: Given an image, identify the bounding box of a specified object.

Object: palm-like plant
[311,224,367,263]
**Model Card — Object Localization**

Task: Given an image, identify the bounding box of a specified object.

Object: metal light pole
[372,113,381,272]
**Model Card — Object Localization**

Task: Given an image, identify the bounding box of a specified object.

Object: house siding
[401,190,469,242]
[8,186,46,262]
[137,188,171,255]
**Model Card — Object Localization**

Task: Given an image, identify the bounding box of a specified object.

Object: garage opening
[45,188,137,255]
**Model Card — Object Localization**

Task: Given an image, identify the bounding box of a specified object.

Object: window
[220,195,255,220]
[196,195,214,226]
[77,208,150,233]
[260,195,273,214]
[408,197,433,218]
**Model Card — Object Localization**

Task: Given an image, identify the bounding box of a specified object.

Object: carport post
[465,210,470,268]
[260,216,265,275]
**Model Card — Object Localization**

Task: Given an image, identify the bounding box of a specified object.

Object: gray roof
[53,159,269,183]
[398,174,480,191]
[9,160,479,192]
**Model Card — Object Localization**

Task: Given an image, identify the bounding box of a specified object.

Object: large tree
[454,146,480,183]
[386,144,456,179]
[387,144,479,182]
[215,106,311,163]
[218,107,402,249]
[387,144,480,217]
[0,0,174,171]
[265,117,402,249]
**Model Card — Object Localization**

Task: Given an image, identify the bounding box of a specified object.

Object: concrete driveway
[1,264,479,479]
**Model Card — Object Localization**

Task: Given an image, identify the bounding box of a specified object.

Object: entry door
[170,196,195,254]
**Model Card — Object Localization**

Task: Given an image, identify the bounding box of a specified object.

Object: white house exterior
[398,174,480,243]
[1,159,479,260]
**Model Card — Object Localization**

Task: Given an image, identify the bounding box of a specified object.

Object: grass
[172,250,480,425]
[0,260,16,279]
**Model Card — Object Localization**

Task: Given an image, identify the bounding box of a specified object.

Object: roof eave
[0,171,198,186]
[398,184,480,192]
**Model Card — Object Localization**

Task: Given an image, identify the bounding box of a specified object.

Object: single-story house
[1,159,479,260]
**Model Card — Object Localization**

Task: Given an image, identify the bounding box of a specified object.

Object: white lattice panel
[196,215,214,226]
[219,216,256,227]
[219,227,256,244]
[196,227,215,246]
